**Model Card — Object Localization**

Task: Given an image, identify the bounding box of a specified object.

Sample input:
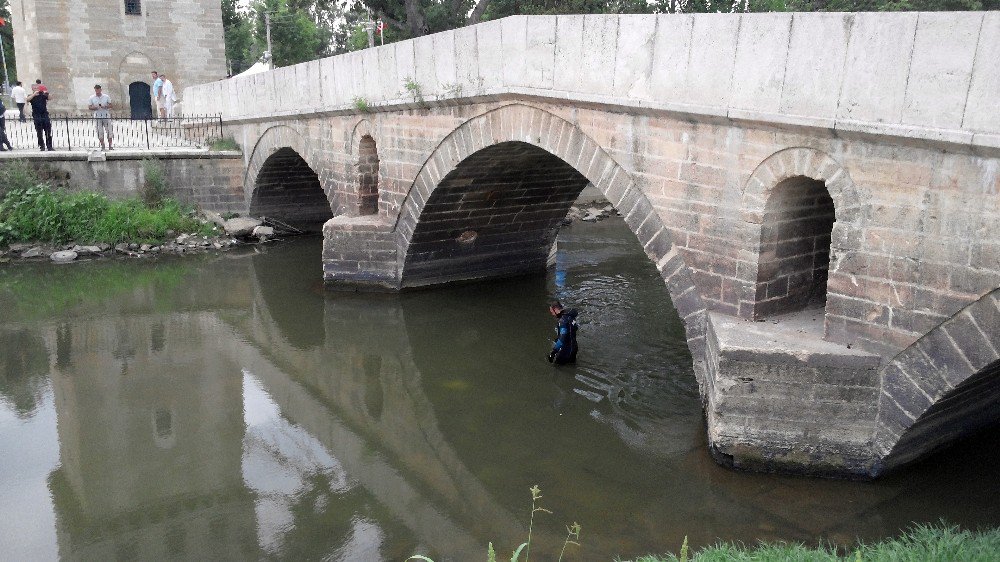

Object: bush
[140,158,167,209]
[0,166,209,246]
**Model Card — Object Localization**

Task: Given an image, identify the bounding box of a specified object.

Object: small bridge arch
[246,126,333,231]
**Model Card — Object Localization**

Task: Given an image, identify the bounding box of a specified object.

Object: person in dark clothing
[0,98,13,151]
[547,300,579,365]
[27,84,53,151]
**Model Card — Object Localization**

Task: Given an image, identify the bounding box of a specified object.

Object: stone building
[10,0,227,115]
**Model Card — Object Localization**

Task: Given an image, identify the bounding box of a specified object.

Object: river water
[1,217,998,561]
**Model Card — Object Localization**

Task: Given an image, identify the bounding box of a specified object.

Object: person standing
[151,70,164,119]
[88,84,113,151]
[0,97,13,151]
[11,81,26,122]
[160,73,176,118]
[27,83,53,151]
[547,300,579,365]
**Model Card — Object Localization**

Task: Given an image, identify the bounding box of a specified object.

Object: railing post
[65,115,71,150]
[144,117,150,149]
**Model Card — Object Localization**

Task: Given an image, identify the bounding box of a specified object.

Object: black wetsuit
[0,100,12,151]
[548,308,579,365]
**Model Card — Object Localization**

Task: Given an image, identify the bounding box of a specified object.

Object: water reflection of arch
[226,283,531,556]
[249,239,326,350]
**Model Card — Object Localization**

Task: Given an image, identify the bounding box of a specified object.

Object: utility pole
[365,10,374,49]
[264,12,273,68]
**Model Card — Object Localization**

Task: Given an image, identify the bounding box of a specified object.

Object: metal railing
[0,114,224,151]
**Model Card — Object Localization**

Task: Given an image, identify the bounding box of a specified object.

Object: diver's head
[548,300,563,317]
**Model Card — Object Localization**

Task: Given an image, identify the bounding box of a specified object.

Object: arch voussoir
[875,288,1000,474]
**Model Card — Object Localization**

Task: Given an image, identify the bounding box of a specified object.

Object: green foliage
[222,0,258,74]
[208,137,242,151]
[352,96,371,112]
[628,523,1000,562]
[0,1,16,83]
[253,0,332,67]
[0,164,209,246]
[403,76,428,107]
[141,158,167,209]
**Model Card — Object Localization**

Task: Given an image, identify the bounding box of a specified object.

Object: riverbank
[0,160,279,263]
[628,524,1000,562]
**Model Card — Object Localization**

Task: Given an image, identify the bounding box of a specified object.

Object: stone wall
[185,12,1000,148]
[12,0,226,114]
[14,152,246,213]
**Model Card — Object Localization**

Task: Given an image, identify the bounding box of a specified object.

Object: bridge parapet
[186,12,1000,152]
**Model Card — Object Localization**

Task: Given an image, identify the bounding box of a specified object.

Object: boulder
[203,210,227,229]
[21,247,43,258]
[114,243,129,253]
[72,245,102,255]
[223,217,263,237]
[252,226,275,239]
[50,250,78,263]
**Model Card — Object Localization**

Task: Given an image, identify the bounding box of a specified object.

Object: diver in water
[547,300,579,365]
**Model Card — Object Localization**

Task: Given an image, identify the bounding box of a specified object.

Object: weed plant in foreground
[628,523,1000,562]
[0,162,210,246]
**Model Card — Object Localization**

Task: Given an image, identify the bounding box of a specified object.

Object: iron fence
[0,114,224,151]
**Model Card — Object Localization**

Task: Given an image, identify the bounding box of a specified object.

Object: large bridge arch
[245,125,334,231]
[394,103,709,354]
[873,288,1000,474]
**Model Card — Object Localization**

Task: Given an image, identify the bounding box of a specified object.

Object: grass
[207,137,241,151]
[628,523,1000,562]
[0,161,210,246]
[352,96,371,113]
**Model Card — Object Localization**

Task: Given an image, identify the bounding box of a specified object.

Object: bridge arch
[395,103,708,354]
[873,288,1000,474]
[741,147,865,320]
[245,125,333,231]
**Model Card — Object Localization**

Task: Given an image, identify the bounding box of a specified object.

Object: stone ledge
[709,309,881,370]
[323,214,396,234]
[0,149,242,161]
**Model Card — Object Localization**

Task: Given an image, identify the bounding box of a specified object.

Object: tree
[253,0,331,68]
[0,1,16,85]
[223,0,257,75]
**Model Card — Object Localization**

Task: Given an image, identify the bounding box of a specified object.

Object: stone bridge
[184,12,1000,478]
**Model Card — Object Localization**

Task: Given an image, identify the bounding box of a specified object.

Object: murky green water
[2,218,999,561]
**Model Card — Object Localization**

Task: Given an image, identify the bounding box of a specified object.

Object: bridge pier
[704,310,882,477]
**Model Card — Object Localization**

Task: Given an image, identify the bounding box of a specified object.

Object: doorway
[129,81,153,119]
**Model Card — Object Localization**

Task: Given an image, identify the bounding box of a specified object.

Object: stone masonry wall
[12,0,226,114]
[22,153,246,213]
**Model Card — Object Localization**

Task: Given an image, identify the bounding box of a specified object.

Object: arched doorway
[129,82,153,119]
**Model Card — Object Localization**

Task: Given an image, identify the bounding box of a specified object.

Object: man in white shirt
[11,81,26,122]
[160,74,176,118]
[88,84,113,150]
